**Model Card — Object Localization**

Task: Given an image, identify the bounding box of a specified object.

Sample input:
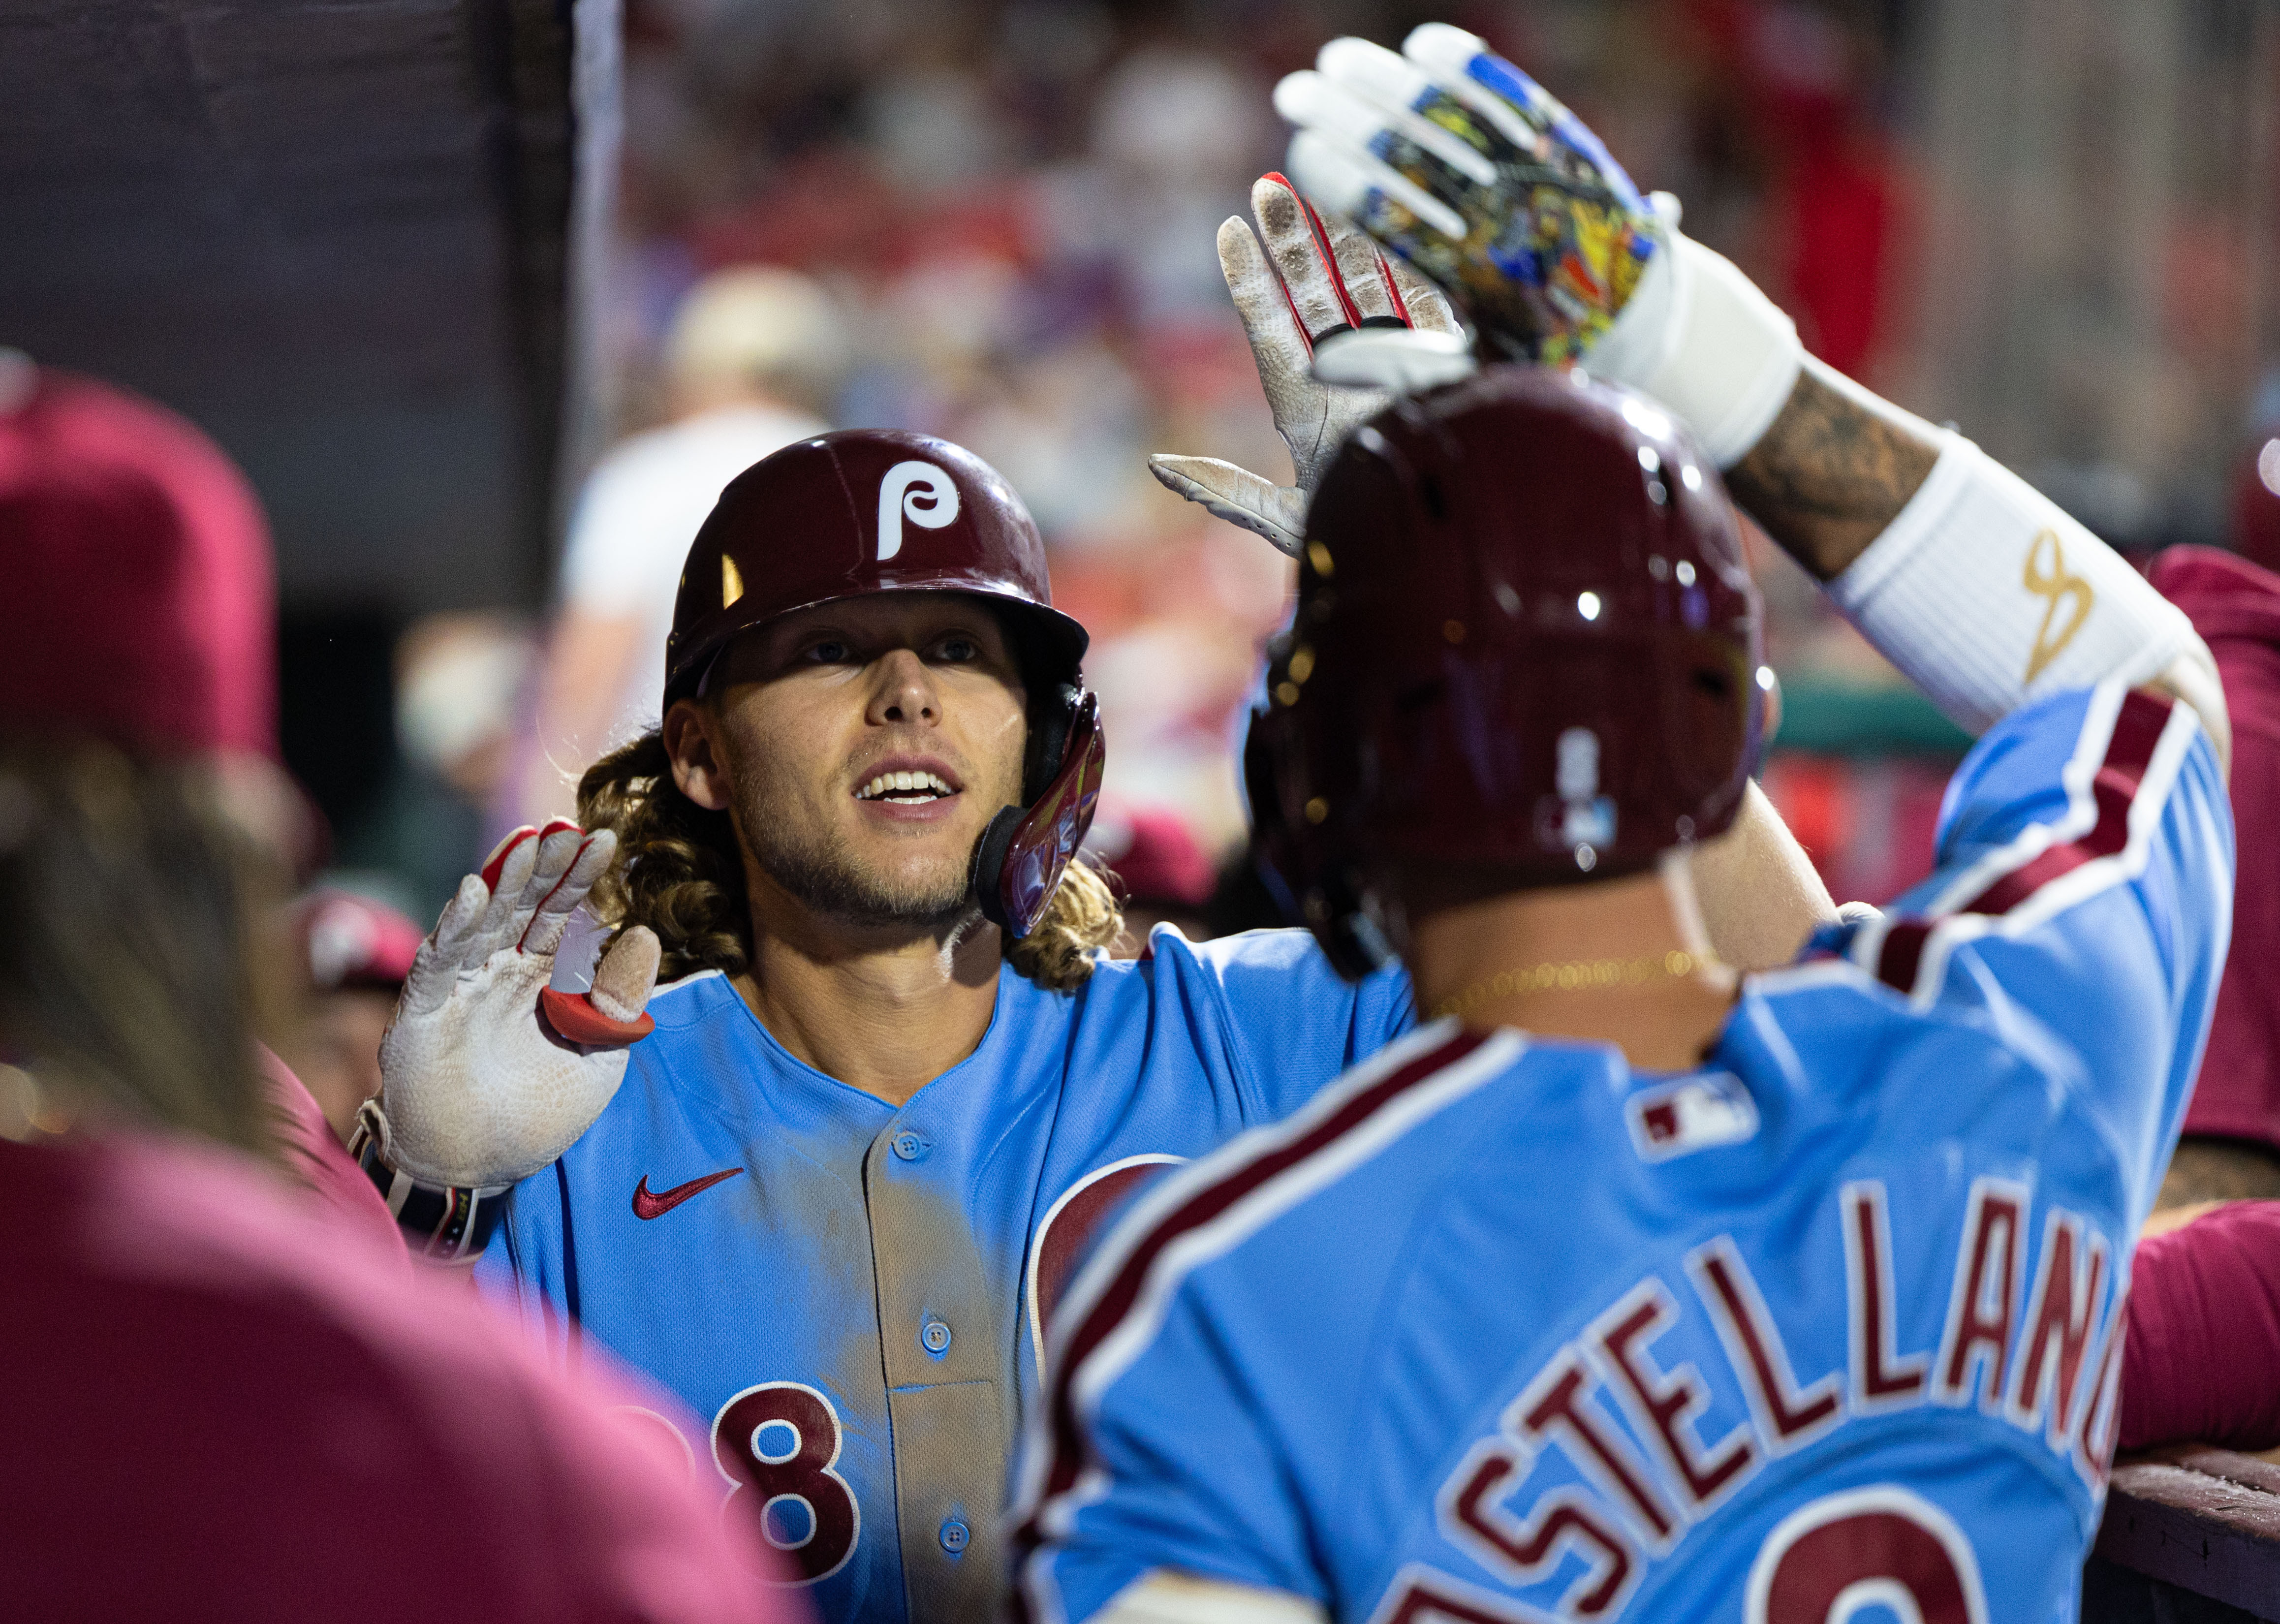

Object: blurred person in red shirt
[0,352,798,1615]
[282,889,426,1140]
[2143,548,2280,1205]
[0,741,794,1620]
[0,351,397,1236]
[2090,548,2280,1451]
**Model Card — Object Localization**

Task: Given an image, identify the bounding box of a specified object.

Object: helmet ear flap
[972,691,1104,939]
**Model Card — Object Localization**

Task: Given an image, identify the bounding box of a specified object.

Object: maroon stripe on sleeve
[1870,692,2176,995]
[1874,921,1931,994]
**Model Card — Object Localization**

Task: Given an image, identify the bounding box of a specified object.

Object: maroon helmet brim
[666,581,1090,707]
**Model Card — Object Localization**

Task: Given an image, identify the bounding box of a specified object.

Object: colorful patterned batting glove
[1274,24,1659,366]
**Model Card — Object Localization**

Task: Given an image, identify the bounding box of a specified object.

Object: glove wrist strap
[1588,202,1804,468]
[346,1100,512,1264]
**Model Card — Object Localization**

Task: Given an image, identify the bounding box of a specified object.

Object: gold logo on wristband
[2023,529,2094,684]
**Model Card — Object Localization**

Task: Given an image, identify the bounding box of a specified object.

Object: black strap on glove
[346,1100,512,1264]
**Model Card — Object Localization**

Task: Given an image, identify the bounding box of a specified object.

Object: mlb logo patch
[1626,1072,1760,1162]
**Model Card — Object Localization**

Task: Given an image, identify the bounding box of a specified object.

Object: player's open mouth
[855,770,959,805]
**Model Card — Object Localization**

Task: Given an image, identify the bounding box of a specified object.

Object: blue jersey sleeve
[1143,926,1416,1123]
[1827,683,2233,1213]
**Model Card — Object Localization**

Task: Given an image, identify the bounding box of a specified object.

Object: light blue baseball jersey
[475,921,1412,1624]
[1014,684,2234,1624]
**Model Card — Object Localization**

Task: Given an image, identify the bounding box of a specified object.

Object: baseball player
[1009,29,2237,1624]
[345,239,1843,1624]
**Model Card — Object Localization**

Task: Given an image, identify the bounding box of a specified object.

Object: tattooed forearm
[1723,359,1943,580]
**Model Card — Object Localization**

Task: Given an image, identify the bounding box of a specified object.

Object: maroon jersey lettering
[1936,1179,2027,1408]
[1843,1181,1929,1408]
[1513,1351,1678,1545]
[1747,1486,1987,1624]
[1687,1238,1842,1449]
[2007,1211,2108,1441]
[1437,1438,1637,1618]
[1591,1280,1757,1510]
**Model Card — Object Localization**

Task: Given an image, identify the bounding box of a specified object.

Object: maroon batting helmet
[1248,365,1766,978]
[665,429,1101,939]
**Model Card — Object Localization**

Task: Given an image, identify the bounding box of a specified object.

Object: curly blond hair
[577,732,1118,992]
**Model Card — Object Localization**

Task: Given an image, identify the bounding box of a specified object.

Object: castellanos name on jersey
[1015,684,2233,1624]
[475,904,1412,1623]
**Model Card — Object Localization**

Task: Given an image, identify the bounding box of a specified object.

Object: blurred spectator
[0,745,793,1620]
[2230,373,2280,577]
[400,613,536,809]
[280,890,425,1140]
[514,268,846,822]
[393,610,539,910]
[1083,803,1217,956]
[2150,547,2280,1203]
[0,354,389,1240]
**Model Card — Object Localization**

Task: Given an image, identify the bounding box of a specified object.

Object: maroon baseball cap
[294,891,425,993]
[664,429,1088,705]
[0,366,277,759]
[1084,805,1217,908]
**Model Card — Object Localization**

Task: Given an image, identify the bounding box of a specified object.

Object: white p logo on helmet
[877,460,961,561]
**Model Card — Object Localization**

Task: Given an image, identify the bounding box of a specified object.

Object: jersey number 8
[711,1381,861,1584]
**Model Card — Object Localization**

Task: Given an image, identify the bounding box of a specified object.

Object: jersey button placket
[862,1116,1005,1623]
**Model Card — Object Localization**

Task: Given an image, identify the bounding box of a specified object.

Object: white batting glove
[370,819,660,1193]
[1150,172,1471,557]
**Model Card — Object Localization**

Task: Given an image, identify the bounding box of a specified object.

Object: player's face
[671,594,1030,931]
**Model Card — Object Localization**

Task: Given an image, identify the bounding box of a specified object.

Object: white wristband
[1585,194,1804,468]
[1826,433,2196,735]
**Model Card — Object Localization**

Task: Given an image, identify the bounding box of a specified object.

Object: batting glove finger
[465,825,542,963]
[507,821,588,951]
[400,872,489,1020]
[590,923,661,1024]
[1148,455,1310,557]
[522,828,616,958]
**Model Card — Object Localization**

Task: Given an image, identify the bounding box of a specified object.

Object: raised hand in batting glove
[354,818,659,1260]
[1276,25,1804,467]
[1149,172,1470,557]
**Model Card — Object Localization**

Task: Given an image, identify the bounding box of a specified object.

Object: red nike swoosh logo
[632,1167,744,1220]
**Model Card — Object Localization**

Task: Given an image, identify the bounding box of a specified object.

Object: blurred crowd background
[72,0,2280,934]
